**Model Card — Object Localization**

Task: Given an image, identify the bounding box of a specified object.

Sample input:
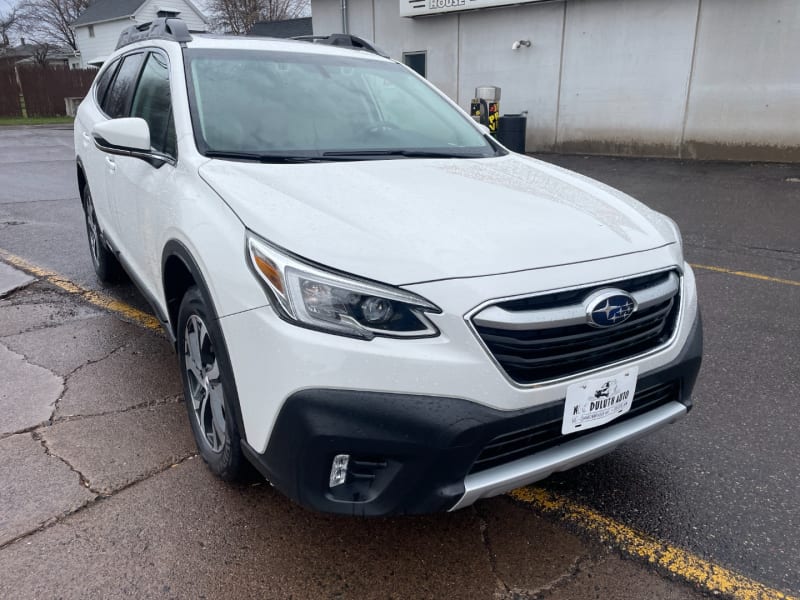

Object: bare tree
[30,41,53,66]
[16,0,90,51]
[0,6,18,48]
[208,0,309,35]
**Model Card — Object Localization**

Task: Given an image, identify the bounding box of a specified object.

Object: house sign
[400,0,552,17]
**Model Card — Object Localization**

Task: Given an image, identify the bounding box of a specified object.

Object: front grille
[473,271,681,384]
[469,381,679,474]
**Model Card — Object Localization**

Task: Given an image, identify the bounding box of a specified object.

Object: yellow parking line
[0,248,161,332]
[3,249,797,598]
[690,263,800,287]
[509,487,797,600]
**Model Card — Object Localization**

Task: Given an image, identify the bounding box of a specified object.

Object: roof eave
[72,14,137,28]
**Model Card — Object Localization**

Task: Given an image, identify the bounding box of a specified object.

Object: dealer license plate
[561,367,639,435]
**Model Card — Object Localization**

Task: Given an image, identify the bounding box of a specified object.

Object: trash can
[497,113,527,154]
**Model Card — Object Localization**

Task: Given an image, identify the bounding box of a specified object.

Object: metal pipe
[341,0,348,34]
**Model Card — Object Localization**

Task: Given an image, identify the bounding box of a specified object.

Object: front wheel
[177,286,246,481]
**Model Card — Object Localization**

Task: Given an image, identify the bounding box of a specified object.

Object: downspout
[341,0,348,34]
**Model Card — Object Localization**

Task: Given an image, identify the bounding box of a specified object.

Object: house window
[88,25,95,38]
[403,52,427,78]
[157,10,180,18]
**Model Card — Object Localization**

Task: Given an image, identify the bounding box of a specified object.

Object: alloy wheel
[183,314,227,453]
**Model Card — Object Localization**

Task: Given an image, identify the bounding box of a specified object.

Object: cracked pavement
[0,276,704,599]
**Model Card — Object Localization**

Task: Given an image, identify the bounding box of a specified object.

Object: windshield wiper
[205,151,324,163]
[321,150,487,160]
[205,149,493,163]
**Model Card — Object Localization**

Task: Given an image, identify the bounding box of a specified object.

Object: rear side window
[130,52,177,156]
[103,52,145,118]
[94,59,119,107]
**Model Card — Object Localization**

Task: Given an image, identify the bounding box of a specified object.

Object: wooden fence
[0,65,96,118]
[0,66,20,117]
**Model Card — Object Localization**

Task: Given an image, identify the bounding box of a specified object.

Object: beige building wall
[311,0,800,161]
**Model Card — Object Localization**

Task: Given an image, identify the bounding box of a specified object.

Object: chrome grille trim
[474,271,679,331]
[464,267,685,388]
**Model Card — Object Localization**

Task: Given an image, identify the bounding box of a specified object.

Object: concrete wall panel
[346,0,377,40]
[683,0,800,161]
[313,1,458,99]
[310,0,800,162]
[310,1,342,36]
[374,3,460,99]
[556,0,699,155]
[458,3,565,151]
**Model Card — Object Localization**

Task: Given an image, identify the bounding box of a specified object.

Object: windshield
[183,48,500,160]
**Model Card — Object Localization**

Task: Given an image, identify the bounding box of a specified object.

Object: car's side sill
[449,401,687,511]
[104,239,175,344]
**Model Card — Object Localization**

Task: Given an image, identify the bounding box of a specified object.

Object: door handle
[105,156,116,172]
[82,131,90,147]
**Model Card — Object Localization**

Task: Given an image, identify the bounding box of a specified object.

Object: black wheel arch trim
[162,239,249,441]
[161,239,216,322]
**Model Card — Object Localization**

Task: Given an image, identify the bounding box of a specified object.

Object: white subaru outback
[74,19,702,516]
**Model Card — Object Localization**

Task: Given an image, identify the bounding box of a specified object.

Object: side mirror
[93,117,150,151]
[92,118,175,167]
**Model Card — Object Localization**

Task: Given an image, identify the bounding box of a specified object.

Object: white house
[72,0,208,67]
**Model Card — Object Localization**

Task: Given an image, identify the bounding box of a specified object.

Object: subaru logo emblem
[585,289,637,328]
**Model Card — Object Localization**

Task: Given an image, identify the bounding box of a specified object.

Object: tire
[82,183,123,284]
[177,285,246,481]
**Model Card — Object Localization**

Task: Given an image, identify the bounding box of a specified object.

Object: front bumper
[242,313,702,516]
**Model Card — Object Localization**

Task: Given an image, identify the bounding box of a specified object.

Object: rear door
[97,51,146,254]
[75,57,120,234]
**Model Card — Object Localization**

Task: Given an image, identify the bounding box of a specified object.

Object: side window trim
[99,50,146,119]
[94,59,120,109]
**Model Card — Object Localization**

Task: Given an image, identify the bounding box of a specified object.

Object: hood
[199,153,676,285]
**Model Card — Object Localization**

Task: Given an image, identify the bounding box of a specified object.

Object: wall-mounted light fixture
[512,39,532,50]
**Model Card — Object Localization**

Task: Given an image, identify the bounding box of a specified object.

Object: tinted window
[103,52,145,118]
[130,52,176,156]
[94,59,119,107]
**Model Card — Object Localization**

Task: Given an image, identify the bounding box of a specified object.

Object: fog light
[329,454,350,487]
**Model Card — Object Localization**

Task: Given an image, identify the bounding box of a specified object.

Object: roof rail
[292,34,389,59]
[116,18,193,50]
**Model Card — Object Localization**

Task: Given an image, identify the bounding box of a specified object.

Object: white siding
[75,19,134,66]
[74,0,207,67]
[134,0,208,31]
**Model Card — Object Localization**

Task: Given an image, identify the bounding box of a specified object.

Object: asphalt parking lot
[0,126,798,599]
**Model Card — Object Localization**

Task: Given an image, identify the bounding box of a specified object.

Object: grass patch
[0,116,75,127]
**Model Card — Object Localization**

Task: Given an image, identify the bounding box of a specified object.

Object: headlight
[247,233,440,340]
